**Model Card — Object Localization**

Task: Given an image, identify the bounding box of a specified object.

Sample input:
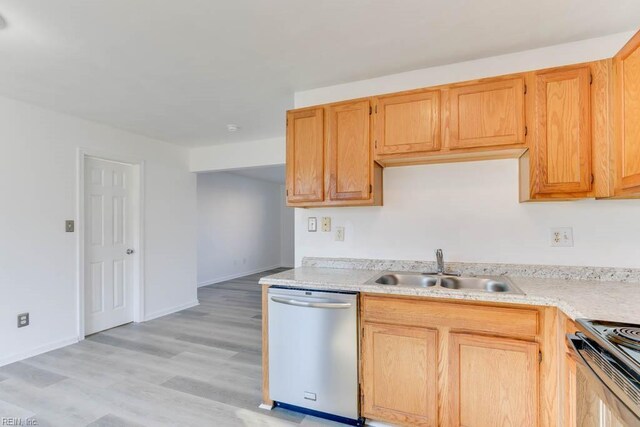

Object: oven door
[567,335,640,427]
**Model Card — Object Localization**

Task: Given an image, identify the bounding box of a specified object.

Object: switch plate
[550,227,573,247]
[65,220,75,233]
[321,217,331,232]
[308,217,317,232]
[17,313,29,328]
[335,226,345,242]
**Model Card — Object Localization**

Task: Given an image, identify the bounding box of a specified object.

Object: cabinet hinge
[591,174,595,184]
[375,140,378,149]
[286,118,289,126]
[375,105,378,113]
[590,74,593,85]
[524,126,528,136]
[369,184,372,194]
[369,106,372,115]
[524,84,527,95]
[538,351,543,364]
[286,189,289,196]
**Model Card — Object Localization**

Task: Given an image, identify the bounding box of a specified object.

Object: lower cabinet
[360,295,550,427]
[448,333,539,427]
[361,323,438,426]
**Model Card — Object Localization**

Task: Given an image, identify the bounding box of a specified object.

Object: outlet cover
[17,313,29,328]
[308,217,317,232]
[335,226,345,242]
[550,227,574,247]
[65,220,75,232]
[321,217,332,232]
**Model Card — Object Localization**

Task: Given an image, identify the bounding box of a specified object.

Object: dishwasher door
[268,287,359,421]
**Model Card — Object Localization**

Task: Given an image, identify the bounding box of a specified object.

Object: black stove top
[577,319,640,378]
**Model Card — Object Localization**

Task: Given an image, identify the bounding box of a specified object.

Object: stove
[577,319,640,379]
[571,319,640,425]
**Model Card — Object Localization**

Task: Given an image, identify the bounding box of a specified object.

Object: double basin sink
[370,272,524,294]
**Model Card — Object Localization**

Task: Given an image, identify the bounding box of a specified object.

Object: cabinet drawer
[361,294,539,337]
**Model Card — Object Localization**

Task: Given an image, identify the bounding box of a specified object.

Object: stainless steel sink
[375,273,438,287]
[371,272,523,294]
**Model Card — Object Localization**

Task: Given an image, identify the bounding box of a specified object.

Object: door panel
[375,90,441,155]
[286,108,324,203]
[614,30,640,194]
[327,100,371,201]
[448,78,525,149]
[448,333,539,427]
[85,157,134,335]
[362,323,438,426]
[534,67,592,195]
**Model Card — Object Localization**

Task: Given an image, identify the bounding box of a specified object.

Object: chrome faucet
[435,249,445,274]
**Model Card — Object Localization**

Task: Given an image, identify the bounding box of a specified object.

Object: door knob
[126,249,135,255]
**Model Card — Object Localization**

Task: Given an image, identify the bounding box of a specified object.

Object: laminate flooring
[0,268,341,426]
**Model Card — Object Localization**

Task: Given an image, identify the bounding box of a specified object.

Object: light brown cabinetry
[613,30,640,197]
[286,108,325,203]
[373,90,441,156]
[327,100,373,201]
[286,102,382,207]
[360,295,553,426]
[446,77,526,149]
[448,333,539,427]
[361,323,438,426]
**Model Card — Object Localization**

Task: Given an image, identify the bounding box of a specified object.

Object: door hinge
[524,84,527,95]
[538,351,543,364]
[525,126,528,136]
[590,74,593,85]
[369,106,372,115]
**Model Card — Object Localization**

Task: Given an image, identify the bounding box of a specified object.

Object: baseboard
[198,264,283,287]
[0,336,79,367]
[144,299,200,321]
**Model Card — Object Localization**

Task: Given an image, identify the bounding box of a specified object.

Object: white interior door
[84,157,135,335]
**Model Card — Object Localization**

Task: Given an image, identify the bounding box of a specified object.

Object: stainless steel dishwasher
[268,286,360,424]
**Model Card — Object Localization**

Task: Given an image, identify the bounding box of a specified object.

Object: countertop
[259,266,640,324]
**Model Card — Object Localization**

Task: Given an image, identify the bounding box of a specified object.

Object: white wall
[0,96,197,366]
[197,172,293,285]
[189,137,285,173]
[294,31,640,269]
[280,186,295,268]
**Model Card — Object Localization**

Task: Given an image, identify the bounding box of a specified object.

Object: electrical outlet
[17,313,29,328]
[550,227,574,247]
[322,217,331,232]
[335,226,345,242]
[308,217,317,232]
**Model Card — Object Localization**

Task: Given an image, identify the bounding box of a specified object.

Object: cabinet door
[614,30,640,195]
[448,78,525,149]
[534,66,592,195]
[448,333,539,427]
[327,100,372,201]
[375,90,441,155]
[286,108,324,203]
[362,323,438,426]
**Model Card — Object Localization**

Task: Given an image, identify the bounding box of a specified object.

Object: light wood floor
[0,269,340,426]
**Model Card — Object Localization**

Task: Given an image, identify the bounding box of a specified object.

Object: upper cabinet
[613,30,640,197]
[530,66,593,197]
[373,90,441,157]
[286,102,382,207]
[286,108,325,203]
[446,77,526,149]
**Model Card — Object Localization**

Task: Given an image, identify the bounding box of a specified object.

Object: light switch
[65,220,75,233]
[308,217,317,232]
[335,226,345,242]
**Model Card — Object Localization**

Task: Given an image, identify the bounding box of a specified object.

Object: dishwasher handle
[270,296,352,309]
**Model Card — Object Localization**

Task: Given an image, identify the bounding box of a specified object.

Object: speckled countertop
[259,259,640,324]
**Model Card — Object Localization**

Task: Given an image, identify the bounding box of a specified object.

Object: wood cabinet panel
[614,30,640,195]
[362,294,539,338]
[448,78,525,149]
[286,108,324,203]
[534,66,592,195]
[448,333,539,427]
[327,100,372,201]
[374,90,441,156]
[362,323,438,426]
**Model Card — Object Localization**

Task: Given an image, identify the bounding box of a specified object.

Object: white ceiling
[226,165,285,184]
[0,1,639,147]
